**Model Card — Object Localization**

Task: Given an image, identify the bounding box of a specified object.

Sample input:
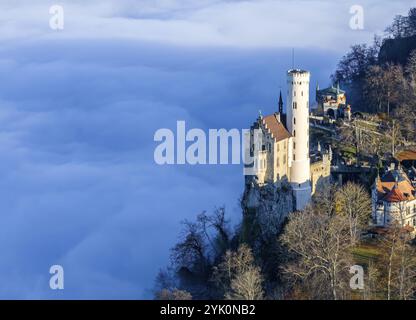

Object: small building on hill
[371,166,416,229]
[316,83,351,120]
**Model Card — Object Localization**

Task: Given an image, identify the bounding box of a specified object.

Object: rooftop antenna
[292,48,295,70]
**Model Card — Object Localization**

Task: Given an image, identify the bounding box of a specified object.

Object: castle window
[293,130,296,137]
[301,91,303,96]
[277,158,280,167]
[294,118,296,125]
[294,142,296,150]
[283,156,286,164]
[268,143,271,152]
[262,145,266,151]
[294,91,296,97]
[293,154,296,161]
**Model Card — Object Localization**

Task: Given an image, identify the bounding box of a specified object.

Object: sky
[0,0,413,299]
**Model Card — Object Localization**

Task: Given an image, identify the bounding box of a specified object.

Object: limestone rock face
[241,179,294,239]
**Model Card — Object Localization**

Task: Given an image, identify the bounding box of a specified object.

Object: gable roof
[376,169,415,202]
[262,113,291,142]
[382,185,408,202]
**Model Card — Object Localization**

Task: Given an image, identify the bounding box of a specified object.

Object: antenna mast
[292,48,295,69]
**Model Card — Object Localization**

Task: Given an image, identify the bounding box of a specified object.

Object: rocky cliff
[241,179,294,243]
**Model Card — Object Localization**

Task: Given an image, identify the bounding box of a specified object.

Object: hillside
[379,35,416,65]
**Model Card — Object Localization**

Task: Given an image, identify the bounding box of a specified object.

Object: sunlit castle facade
[246,69,331,211]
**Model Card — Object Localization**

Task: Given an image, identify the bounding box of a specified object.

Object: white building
[247,69,331,211]
[372,167,416,229]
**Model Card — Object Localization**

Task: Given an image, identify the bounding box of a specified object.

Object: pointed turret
[278,90,283,115]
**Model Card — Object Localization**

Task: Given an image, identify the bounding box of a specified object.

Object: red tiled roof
[382,185,408,202]
[376,170,415,202]
[262,114,291,142]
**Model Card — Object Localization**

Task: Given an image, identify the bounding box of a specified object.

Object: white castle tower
[287,69,311,210]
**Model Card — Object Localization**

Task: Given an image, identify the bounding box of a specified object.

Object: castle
[245,69,331,211]
[316,83,351,120]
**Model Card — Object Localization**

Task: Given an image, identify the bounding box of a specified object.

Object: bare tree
[335,182,372,245]
[212,245,264,300]
[379,224,416,300]
[281,207,354,300]
[226,266,264,300]
[364,64,404,116]
[156,289,192,300]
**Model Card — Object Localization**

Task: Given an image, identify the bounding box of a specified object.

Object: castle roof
[262,113,291,143]
[317,85,345,96]
[288,69,309,75]
[382,184,408,202]
[376,169,415,203]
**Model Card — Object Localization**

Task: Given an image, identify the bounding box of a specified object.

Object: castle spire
[278,90,283,115]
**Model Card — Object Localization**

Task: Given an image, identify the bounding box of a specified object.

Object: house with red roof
[372,166,416,229]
